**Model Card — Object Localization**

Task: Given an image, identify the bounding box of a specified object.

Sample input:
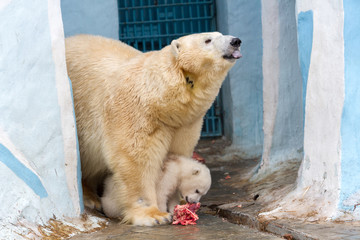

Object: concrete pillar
[293,0,345,219]
[0,0,82,238]
[260,0,360,221]
[257,0,303,175]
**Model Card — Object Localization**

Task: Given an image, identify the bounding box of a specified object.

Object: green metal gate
[118,0,222,137]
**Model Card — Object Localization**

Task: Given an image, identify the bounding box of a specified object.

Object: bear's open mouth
[223,49,242,60]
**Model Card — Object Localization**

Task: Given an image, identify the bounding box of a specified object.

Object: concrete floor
[70,212,282,240]
[68,138,360,240]
[69,138,282,240]
[198,138,360,240]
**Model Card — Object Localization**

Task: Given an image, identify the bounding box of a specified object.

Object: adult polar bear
[65,32,241,226]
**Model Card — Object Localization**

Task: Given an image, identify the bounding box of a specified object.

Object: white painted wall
[261,0,280,171]
[0,0,82,238]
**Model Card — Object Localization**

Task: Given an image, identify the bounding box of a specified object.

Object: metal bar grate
[118,0,222,137]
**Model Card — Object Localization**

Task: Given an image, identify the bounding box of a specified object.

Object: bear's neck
[145,49,230,128]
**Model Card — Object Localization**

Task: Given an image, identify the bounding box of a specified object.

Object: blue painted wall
[340,0,360,211]
[297,11,313,122]
[217,0,264,159]
[61,0,119,39]
[0,144,48,198]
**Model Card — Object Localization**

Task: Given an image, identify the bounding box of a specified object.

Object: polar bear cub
[102,155,211,217]
[157,154,212,213]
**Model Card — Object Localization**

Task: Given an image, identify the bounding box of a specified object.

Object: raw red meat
[172,203,201,225]
[192,152,205,164]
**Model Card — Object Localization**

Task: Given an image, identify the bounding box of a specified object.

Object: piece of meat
[172,203,201,225]
[192,152,205,164]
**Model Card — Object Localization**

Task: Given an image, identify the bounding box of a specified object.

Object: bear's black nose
[230,38,241,47]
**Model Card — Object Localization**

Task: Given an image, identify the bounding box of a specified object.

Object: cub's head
[178,161,212,204]
[171,32,242,75]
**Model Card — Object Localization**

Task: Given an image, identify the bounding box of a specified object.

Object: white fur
[65,32,239,225]
[102,155,211,217]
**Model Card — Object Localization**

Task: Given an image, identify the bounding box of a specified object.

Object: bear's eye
[195,189,200,194]
[205,39,211,44]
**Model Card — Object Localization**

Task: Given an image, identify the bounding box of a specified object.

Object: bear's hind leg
[82,180,102,211]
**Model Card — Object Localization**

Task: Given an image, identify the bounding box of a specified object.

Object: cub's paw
[128,206,172,226]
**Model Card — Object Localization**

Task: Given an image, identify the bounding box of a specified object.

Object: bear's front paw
[127,206,172,226]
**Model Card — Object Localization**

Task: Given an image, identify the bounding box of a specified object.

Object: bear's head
[178,163,212,204]
[171,32,242,75]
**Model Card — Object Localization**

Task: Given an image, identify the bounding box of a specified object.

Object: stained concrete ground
[70,213,281,240]
[70,138,360,240]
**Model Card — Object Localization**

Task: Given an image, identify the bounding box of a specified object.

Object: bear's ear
[192,167,201,175]
[171,39,180,57]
